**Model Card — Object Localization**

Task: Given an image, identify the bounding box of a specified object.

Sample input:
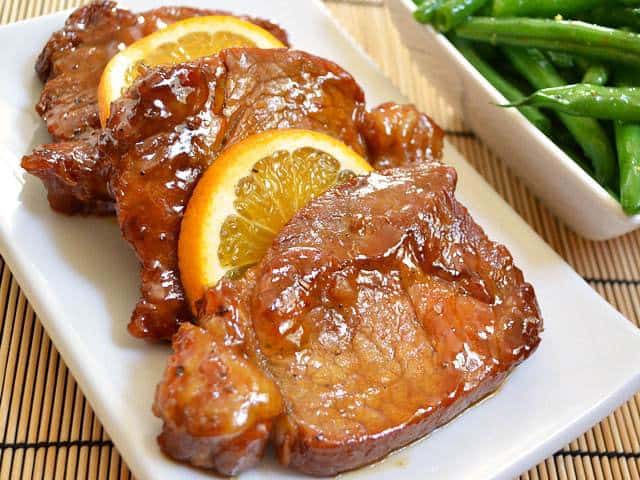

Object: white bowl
[387,0,640,240]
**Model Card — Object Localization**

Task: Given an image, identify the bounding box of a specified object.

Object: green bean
[452,37,552,134]
[492,0,603,18]
[507,85,640,121]
[615,121,640,213]
[611,71,640,213]
[503,47,618,188]
[573,58,609,83]
[560,153,621,204]
[548,123,598,175]
[432,0,490,32]
[574,57,590,70]
[550,125,592,172]
[413,0,444,22]
[581,64,609,86]
[456,18,640,67]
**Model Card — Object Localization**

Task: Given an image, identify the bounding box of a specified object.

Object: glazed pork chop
[25,44,443,341]
[23,1,288,214]
[22,2,443,340]
[106,49,442,340]
[105,48,370,340]
[154,164,543,476]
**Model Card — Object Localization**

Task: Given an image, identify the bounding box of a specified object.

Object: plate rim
[1,3,639,479]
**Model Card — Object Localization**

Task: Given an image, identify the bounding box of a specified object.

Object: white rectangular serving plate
[388,0,640,241]
[0,1,639,479]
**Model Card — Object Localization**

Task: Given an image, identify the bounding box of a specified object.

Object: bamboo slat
[0,0,639,479]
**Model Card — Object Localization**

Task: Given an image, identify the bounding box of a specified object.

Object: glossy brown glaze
[106,48,372,340]
[24,13,444,340]
[154,165,542,476]
[36,1,288,141]
[255,164,541,475]
[362,102,444,169]
[21,131,114,215]
[23,1,289,214]
[108,58,224,339]
[153,272,282,476]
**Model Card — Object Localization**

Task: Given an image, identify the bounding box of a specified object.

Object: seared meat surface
[363,102,444,169]
[106,49,442,340]
[22,3,541,477]
[154,271,282,475]
[24,43,442,340]
[22,5,443,341]
[21,131,114,215]
[23,4,541,476]
[36,0,288,141]
[154,164,542,476]
[106,49,372,339]
[23,1,288,214]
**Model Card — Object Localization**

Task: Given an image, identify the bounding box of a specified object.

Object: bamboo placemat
[1,0,639,478]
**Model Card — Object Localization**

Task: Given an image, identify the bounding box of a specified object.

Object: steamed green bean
[546,51,576,69]
[503,46,618,188]
[615,121,640,213]
[507,85,640,121]
[492,0,604,18]
[456,18,640,67]
[452,37,552,134]
[432,0,490,32]
[581,7,640,31]
[410,0,640,212]
[613,72,640,213]
[413,0,445,23]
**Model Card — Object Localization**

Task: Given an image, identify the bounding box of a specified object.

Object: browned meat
[24,30,442,340]
[363,102,444,169]
[154,271,283,475]
[24,1,289,214]
[220,50,368,154]
[107,59,225,339]
[106,48,371,340]
[106,49,443,341]
[154,164,543,476]
[36,1,288,141]
[20,131,113,215]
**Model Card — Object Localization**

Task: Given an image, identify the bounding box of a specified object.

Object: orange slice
[179,129,373,311]
[97,15,285,125]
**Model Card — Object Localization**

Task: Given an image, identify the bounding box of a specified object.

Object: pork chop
[24,22,443,340]
[102,48,443,340]
[105,48,370,339]
[362,102,444,169]
[22,1,288,214]
[154,164,542,476]
[23,5,443,340]
[21,131,114,214]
